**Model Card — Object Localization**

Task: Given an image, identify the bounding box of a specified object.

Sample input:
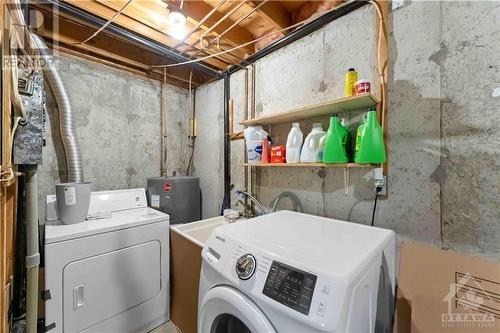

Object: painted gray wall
[193,1,500,259]
[38,55,189,222]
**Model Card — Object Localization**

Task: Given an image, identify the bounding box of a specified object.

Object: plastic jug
[244,125,267,141]
[300,123,325,162]
[341,117,353,161]
[323,116,348,163]
[244,126,268,164]
[315,134,327,162]
[285,123,303,163]
[354,109,386,163]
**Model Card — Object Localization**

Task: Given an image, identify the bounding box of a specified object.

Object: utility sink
[170,215,228,247]
[169,215,230,333]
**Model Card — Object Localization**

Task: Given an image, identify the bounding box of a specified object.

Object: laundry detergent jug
[354,109,386,163]
[285,123,303,163]
[323,116,348,163]
[244,126,268,164]
[300,123,325,162]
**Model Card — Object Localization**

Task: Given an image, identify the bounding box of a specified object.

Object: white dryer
[44,188,170,333]
[198,211,395,333]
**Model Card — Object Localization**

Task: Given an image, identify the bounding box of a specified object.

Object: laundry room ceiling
[31,0,345,87]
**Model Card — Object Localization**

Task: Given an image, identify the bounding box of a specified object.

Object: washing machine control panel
[262,260,317,315]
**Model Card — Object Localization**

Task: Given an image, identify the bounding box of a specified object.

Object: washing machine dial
[236,254,256,280]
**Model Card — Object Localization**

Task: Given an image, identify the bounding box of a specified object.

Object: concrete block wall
[38,55,190,222]
[193,1,500,259]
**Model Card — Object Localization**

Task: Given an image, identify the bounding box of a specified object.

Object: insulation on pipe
[25,171,39,333]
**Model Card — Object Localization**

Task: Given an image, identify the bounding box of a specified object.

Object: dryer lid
[199,286,276,333]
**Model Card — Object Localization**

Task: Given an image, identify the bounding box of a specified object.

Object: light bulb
[168,11,186,25]
[170,24,186,40]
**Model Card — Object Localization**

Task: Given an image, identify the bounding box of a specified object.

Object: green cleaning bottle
[323,115,348,163]
[354,109,386,163]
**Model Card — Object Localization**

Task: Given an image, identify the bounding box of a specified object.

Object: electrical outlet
[377,176,387,196]
[392,0,407,11]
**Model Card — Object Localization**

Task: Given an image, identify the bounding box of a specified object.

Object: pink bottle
[261,137,270,163]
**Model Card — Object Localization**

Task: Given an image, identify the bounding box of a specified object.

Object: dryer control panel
[262,261,317,315]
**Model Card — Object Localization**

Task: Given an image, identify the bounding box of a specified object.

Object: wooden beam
[248,0,292,30]
[1,4,17,332]
[375,0,389,187]
[59,0,248,67]
[166,0,254,54]
[36,9,214,86]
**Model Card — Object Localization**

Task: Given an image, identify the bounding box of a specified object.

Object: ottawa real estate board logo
[441,272,497,328]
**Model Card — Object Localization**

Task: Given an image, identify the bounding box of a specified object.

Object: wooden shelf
[243,163,373,168]
[240,93,379,126]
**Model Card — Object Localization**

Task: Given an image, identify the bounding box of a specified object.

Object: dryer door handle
[73,284,86,310]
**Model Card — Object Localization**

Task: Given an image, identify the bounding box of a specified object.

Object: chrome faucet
[270,192,303,213]
[235,190,269,215]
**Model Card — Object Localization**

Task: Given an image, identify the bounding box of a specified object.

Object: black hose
[371,186,383,227]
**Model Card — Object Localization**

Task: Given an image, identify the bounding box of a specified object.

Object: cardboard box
[395,242,500,333]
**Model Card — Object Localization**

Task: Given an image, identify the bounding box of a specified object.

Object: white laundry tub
[169,216,228,333]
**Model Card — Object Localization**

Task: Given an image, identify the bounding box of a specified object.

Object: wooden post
[374,0,389,197]
[1,4,18,332]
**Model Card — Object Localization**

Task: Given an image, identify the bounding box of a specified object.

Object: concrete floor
[149,321,180,333]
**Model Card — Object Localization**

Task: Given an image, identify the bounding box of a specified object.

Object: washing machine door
[199,286,276,333]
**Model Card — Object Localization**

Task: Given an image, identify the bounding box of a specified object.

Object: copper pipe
[199,0,246,50]
[161,68,168,176]
[213,0,269,49]
[173,0,227,49]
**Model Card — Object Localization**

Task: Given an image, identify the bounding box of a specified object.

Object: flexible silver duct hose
[7,1,83,183]
[31,34,84,182]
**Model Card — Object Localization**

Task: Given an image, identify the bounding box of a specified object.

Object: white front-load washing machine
[198,211,395,333]
[44,188,170,333]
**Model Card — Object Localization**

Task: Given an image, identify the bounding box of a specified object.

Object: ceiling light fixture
[167,0,186,40]
[168,10,186,25]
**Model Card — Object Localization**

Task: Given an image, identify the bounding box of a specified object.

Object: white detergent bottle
[315,134,327,162]
[244,126,268,163]
[286,123,303,163]
[300,123,325,162]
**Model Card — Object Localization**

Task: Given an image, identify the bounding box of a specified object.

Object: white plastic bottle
[244,126,268,163]
[315,134,327,162]
[285,123,303,163]
[300,123,325,162]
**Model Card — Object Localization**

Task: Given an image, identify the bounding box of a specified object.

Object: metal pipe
[227,0,369,75]
[199,1,247,50]
[32,34,84,182]
[243,68,249,208]
[223,74,231,209]
[213,0,269,47]
[45,0,220,77]
[236,190,268,215]
[25,170,39,333]
[161,68,168,176]
[10,0,84,182]
[173,0,227,49]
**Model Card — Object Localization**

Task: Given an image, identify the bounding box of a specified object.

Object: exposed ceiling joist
[248,0,292,30]
[167,0,255,55]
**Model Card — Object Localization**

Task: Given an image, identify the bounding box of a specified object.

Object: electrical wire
[371,186,383,226]
[75,0,134,45]
[150,0,353,69]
